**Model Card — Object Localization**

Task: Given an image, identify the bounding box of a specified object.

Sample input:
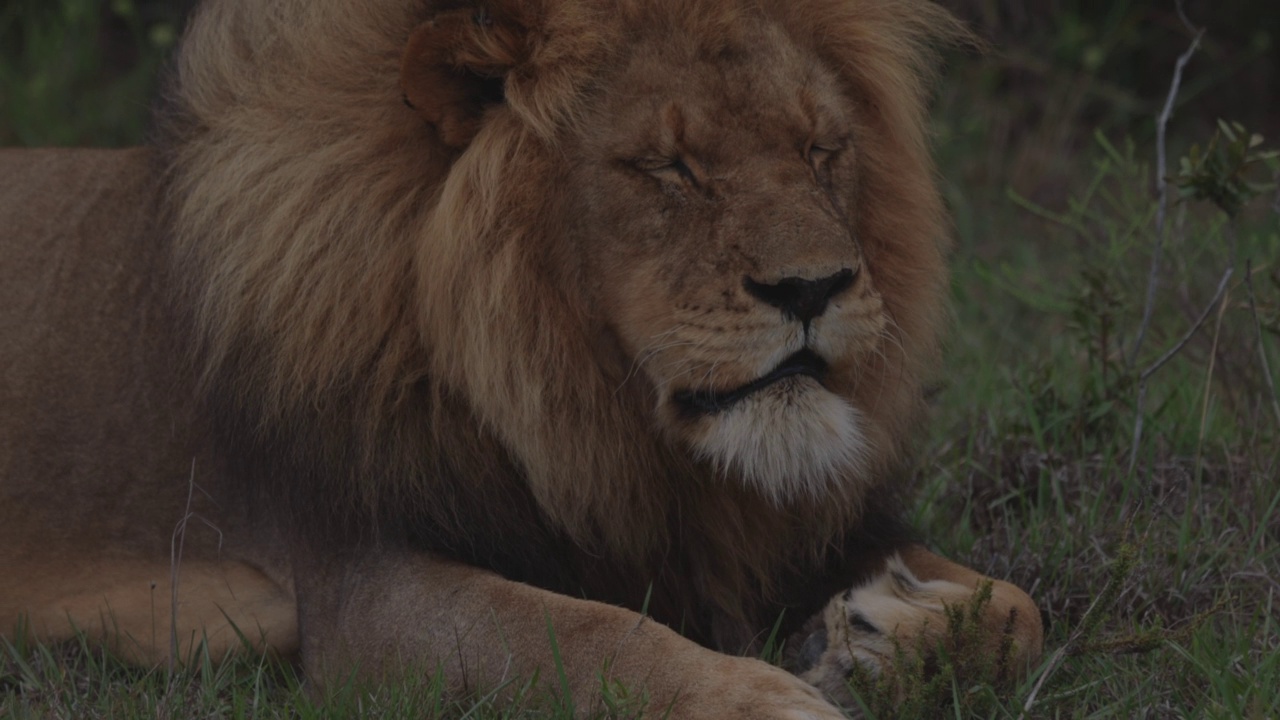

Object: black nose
[743,268,856,324]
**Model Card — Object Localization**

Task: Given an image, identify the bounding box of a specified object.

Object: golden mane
[158,0,971,645]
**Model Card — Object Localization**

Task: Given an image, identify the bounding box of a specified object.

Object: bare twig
[1140,268,1234,385]
[1194,286,1231,476]
[1245,260,1280,426]
[166,463,222,673]
[1020,644,1068,714]
[1129,266,1233,472]
[1129,381,1151,471]
[1020,543,1137,716]
[1130,8,1205,367]
[169,461,197,675]
[1126,1,1206,474]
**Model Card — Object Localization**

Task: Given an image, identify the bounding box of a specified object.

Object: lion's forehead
[588,14,848,155]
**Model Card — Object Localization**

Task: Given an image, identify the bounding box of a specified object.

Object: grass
[0,633,576,719]
[3,2,1279,718]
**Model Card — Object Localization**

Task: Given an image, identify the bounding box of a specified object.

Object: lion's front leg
[294,549,846,720]
[788,545,1043,707]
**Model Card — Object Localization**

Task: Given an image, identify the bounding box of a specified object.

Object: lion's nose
[742,268,856,324]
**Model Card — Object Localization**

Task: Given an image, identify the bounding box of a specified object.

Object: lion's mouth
[672,348,829,417]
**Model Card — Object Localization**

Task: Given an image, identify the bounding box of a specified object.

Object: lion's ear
[400,8,528,148]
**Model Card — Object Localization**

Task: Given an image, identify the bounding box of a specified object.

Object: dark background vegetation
[2,0,1278,717]
[2,0,1277,152]
[939,0,1277,206]
[4,0,1278,159]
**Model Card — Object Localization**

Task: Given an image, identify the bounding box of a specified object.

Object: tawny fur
[1,0,1045,712]
[158,0,967,627]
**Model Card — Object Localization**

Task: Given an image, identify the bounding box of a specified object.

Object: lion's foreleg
[1,553,296,666]
[788,545,1043,706]
[293,549,845,719]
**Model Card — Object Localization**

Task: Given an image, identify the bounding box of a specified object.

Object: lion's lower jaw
[688,383,869,505]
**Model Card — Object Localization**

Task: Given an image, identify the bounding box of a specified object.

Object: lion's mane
[158,0,966,648]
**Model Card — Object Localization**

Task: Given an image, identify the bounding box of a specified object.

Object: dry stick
[1245,259,1280,426]
[1019,646,1067,714]
[1139,268,1234,386]
[1131,218,1239,470]
[1194,286,1231,477]
[1129,264,1234,469]
[169,461,198,675]
[168,468,224,675]
[1126,4,1205,475]
[1021,527,1143,716]
[1019,578,1126,715]
[1129,19,1205,367]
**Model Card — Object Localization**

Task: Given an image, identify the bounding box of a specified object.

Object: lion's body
[0,0,1041,715]
[0,148,297,660]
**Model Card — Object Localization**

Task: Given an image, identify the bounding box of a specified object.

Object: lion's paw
[784,552,1034,709]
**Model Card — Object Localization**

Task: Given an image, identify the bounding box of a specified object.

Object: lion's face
[563,22,888,502]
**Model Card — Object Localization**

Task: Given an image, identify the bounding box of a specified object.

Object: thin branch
[1020,544,1137,716]
[1129,7,1205,367]
[1194,286,1231,477]
[1129,265,1233,473]
[1245,260,1280,426]
[1020,645,1067,714]
[1174,0,1195,30]
[169,461,198,675]
[1024,640,1064,707]
[1140,268,1234,384]
[1127,0,1205,474]
[1129,382,1150,473]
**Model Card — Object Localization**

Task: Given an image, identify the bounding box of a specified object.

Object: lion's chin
[686,377,868,504]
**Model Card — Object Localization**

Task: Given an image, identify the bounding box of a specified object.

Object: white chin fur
[689,378,868,504]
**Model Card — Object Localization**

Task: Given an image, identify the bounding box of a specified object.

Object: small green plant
[1176,121,1279,219]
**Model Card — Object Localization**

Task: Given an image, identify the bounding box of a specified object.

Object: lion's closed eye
[631,156,700,187]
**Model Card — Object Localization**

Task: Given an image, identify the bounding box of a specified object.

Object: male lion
[0,0,1042,715]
